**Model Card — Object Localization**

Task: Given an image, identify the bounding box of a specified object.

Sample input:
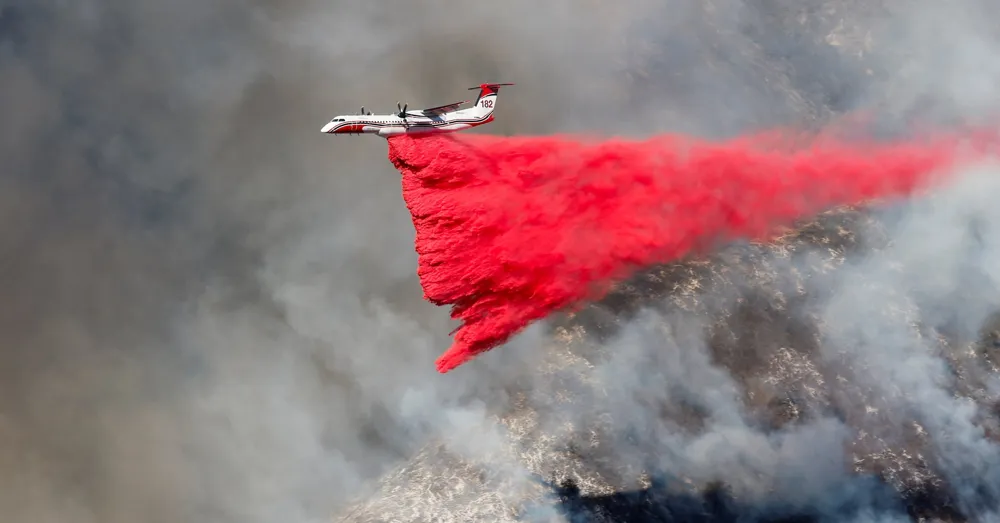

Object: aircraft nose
[321,121,335,133]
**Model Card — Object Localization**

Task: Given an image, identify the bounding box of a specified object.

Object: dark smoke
[8,0,1000,522]
[0,1,563,521]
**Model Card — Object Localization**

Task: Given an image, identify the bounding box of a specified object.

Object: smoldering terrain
[4,1,1000,522]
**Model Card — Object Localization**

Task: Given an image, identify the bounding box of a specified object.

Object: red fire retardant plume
[387,130,997,373]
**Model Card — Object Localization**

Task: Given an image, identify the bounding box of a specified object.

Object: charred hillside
[339,2,1000,522]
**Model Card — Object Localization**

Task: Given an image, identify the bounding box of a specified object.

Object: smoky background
[3,0,1000,522]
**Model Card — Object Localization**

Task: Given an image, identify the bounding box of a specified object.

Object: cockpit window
[332,118,345,122]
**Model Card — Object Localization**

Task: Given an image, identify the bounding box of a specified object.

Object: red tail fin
[467,82,515,105]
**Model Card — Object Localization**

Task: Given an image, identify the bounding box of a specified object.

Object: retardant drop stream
[387,131,996,373]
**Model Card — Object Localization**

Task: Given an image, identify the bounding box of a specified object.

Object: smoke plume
[10,0,1000,521]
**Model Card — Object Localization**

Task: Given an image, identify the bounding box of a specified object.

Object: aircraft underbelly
[377,127,408,137]
[375,121,473,137]
[406,126,441,135]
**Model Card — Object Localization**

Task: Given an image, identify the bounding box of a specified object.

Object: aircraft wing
[416,100,469,116]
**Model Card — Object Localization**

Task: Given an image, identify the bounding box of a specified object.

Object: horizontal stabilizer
[467,82,515,90]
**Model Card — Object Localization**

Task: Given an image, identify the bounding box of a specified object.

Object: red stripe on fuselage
[333,123,366,134]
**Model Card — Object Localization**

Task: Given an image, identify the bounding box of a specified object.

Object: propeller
[396,102,409,118]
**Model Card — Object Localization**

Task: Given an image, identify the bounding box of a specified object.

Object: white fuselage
[322,92,498,138]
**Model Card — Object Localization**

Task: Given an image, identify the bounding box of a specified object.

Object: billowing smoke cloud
[536,160,1000,521]
[0,0,652,521]
[7,0,1000,522]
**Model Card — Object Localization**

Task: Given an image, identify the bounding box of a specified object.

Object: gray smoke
[5,0,1000,522]
[0,1,666,521]
[555,160,1000,522]
[819,164,1000,515]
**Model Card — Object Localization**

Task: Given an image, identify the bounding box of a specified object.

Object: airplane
[321,82,514,138]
